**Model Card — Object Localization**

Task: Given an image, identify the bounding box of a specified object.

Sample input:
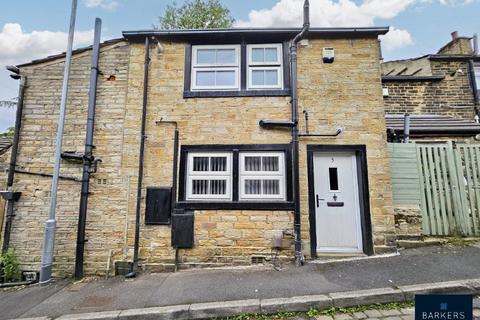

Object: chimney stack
[451,31,459,40]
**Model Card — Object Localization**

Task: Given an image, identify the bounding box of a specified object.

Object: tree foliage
[0,127,14,138]
[158,0,234,30]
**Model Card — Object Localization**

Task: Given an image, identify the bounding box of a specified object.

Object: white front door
[313,152,363,253]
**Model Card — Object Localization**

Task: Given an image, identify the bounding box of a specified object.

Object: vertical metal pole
[74,18,102,280]
[39,0,78,286]
[403,113,411,144]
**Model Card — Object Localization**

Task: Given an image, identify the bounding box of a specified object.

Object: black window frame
[184,42,291,98]
[177,144,293,210]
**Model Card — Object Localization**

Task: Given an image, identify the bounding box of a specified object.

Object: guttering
[122,27,388,42]
[126,36,151,278]
[382,76,445,82]
[290,0,310,267]
[2,74,26,253]
[74,18,102,279]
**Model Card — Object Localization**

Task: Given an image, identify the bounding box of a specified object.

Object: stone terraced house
[0,25,397,277]
[381,32,480,142]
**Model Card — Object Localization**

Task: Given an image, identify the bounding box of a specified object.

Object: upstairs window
[247,44,283,90]
[191,45,240,91]
[186,43,288,97]
[475,63,480,96]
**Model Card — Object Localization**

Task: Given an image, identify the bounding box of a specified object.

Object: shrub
[0,249,21,282]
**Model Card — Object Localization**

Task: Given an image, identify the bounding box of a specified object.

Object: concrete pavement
[1,242,480,319]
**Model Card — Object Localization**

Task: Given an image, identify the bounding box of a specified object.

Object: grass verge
[219,301,415,320]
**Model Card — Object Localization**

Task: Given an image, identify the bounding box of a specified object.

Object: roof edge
[16,38,125,68]
[122,27,389,40]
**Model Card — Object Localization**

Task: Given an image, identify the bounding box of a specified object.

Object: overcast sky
[1,0,479,131]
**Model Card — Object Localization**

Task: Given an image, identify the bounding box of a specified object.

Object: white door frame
[307,145,373,257]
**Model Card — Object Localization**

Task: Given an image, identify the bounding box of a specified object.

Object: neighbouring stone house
[381,32,480,142]
[381,33,480,244]
[1,26,396,277]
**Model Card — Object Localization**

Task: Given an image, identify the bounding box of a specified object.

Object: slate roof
[0,138,12,155]
[385,114,480,136]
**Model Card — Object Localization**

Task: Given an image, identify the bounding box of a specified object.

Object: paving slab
[398,279,474,300]
[119,305,190,320]
[330,288,404,307]
[260,295,332,314]
[189,299,260,319]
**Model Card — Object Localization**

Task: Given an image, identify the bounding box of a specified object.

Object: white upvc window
[475,63,480,95]
[239,152,286,201]
[247,44,283,90]
[186,152,232,201]
[191,45,241,91]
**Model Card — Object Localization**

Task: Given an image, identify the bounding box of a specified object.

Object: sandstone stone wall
[10,41,130,276]
[394,206,423,238]
[9,36,395,276]
[383,59,476,119]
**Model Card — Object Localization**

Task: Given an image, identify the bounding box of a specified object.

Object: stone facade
[5,34,395,276]
[381,37,478,120]
[382,59,476,119]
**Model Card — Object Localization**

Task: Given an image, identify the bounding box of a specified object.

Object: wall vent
[251,256,265,264]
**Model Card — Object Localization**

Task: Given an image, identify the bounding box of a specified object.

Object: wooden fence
[389,143,480,236]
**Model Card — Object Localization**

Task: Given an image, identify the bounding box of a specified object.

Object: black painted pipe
[74,18,102,279]
[290,0,309,267]
[2,73,26,253]
[127,36,151,278]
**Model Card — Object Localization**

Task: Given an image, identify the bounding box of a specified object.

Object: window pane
[265,70,278,86]
[245,179,262,194]
[210,180,227,195]
[329,167,339,191]
[251,48,264,63]
[192,179,209,194]
[217,49,236,64]
[265,48,278,62]
[216,71,236,86]
[475,66,480,88]
[245,156,262,171]
[252,70,264,86]
[262,156,279,171]
[263,180,280,195]
[197,49,216,64]
[210,157,227,171]
[193,157,209,171]
[196,71,215,86]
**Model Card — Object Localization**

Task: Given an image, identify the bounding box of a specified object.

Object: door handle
[316,195,325,208]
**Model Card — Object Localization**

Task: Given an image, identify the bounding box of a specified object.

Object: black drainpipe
[1,70,26,253]
[290,0,309,266]
[126,36,151,278]
[74,18,102,279]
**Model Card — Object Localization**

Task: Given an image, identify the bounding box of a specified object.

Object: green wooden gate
[416,143,480,236]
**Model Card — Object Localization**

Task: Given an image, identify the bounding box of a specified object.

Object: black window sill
[183,89,291,99]
[176,201,294,211]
